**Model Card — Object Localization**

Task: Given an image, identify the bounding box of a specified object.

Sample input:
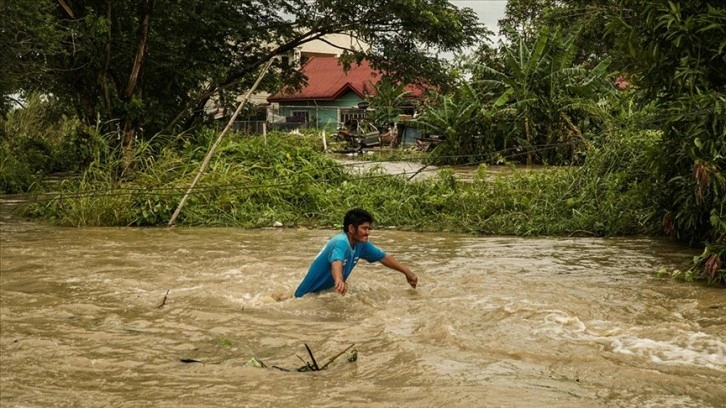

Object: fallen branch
[320,343,356,370]
[408,164,429,180]
[180,358,203,364]
[157,290,169,308]
[304,343,320,371]
[271,365,290,372]
[242,343,356,372]
[296,354,314,372]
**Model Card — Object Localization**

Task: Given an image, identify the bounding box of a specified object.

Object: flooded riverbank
[1,214,724,407]
[337,156,552,182]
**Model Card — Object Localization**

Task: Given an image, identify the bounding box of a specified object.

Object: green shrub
[24,127,659,236]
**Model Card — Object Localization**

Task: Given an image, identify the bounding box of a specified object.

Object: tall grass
[25,127,661,237]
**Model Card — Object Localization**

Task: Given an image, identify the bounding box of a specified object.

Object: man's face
[349,222,372,243]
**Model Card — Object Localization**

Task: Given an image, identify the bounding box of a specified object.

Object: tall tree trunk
[98,0,113,117]
[121,0,154,174]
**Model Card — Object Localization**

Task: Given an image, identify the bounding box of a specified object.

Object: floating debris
[181,343,356,371]
[244,343,356,372]
[347,348,358,363]
[244,356,266,368]
[157,290,169,308]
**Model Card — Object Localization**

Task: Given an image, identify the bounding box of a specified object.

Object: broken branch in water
[271,365,290,372]
[180,358,203,364]
[157,290,169,308]
[320,343,356,370]
[244,343,356,372]
[304,343,320,371]
[296,354,314,372]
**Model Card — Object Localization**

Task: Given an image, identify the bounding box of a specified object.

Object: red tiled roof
[268,57,424,102]
[268,57,379,102]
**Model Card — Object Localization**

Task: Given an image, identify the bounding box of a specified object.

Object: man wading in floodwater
[294,208,418,297]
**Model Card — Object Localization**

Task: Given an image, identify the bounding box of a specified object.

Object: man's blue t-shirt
[294,232,386,297]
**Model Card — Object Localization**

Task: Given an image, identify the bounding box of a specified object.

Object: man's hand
[334,278,347,295]
[380,254,417,290]
[331,260,346,295]
[405,272,418,289]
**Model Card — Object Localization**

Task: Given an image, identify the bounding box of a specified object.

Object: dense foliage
[23,130,660,238]
[419,25,612,166]
[608,0,725,283]
[0,94,104,193]
[1,0,486,154]
[499,0,623,69]
[412,0,724,283]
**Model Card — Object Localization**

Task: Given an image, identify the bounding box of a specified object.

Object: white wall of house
[300,33,369,56]
[237,34,367,105]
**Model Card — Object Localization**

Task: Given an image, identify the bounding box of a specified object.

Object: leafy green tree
[546,0,622,68]
[0,1,64,115]
[417,81,504,165]
[418,23,613,166]
[498,0,558,43]
[610,0,725,282]
[477,26,612,164]
[499,0,625,70]
[2,0,486,165]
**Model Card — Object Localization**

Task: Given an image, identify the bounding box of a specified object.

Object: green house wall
[277,91,364,129]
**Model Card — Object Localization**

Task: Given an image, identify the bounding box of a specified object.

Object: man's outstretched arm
[380,254,417,289]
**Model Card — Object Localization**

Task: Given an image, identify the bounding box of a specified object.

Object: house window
[340,108,367,124]
[289,111,309,123]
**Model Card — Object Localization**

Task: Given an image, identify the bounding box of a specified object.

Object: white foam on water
[534,310,726,371]
[542,311,588,333]
[165,285,204,292]
[225,292,279,307]
[219,268,245,279]
[610,332,726,370]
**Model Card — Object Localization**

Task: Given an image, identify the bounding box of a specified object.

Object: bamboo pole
[168,59,274,227]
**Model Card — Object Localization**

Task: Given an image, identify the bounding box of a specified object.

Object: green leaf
[493,88,514,108]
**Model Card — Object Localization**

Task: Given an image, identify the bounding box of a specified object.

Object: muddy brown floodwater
[1,206,724,407]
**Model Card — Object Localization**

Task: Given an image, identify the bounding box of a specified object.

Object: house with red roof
[267,56,421,130]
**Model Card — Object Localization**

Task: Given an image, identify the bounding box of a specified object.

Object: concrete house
[267,57,381,130]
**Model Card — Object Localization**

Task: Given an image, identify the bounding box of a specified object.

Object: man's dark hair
[343,208,374,232]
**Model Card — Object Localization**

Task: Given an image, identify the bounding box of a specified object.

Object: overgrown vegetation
[412,0,725,283]
[0,94,103,193]
[21,128,660,237]
[418,25,612,166]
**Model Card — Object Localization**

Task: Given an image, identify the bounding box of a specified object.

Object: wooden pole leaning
[167,59,274,227]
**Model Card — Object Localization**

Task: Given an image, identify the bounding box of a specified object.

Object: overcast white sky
[450,0,507,42]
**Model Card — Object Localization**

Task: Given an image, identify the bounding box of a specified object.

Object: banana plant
[475,25,612,164]
[365,78,412,127]
[416,81,492,164]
